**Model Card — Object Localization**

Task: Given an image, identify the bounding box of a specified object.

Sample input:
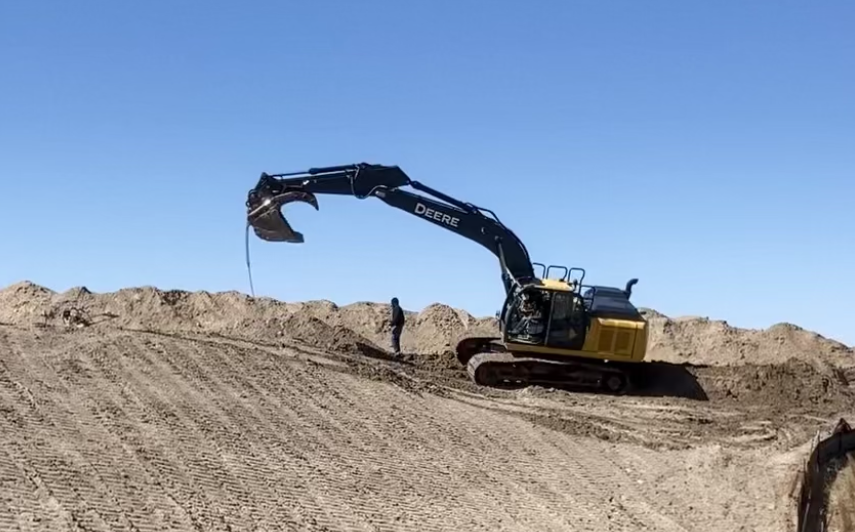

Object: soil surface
[0,280,853,531]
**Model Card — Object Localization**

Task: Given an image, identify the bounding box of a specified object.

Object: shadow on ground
[630,362,710,401]
[467,361,711,401]
[352,342,414,366]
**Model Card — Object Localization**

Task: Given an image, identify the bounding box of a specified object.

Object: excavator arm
[246,162,650,395]
[246,163,536,290]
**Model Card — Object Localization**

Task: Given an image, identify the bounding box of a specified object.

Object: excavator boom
[246,162,536,288]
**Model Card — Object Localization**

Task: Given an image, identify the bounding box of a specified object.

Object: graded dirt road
[0,282,853,531]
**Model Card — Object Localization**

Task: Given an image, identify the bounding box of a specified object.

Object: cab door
[544,290,587,350]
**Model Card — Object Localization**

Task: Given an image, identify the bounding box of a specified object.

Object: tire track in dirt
[268,365,689,531]
[0,383,55,531]
[140,336,320,530]
[251,351,581,530]
[1,339,141,529]
[106,335,310,531]
[136,334,372,530]
[0,325,811,531]
[79,339,228,531]
[177,336,418,530]
[249,351,493,530]
[113,332,447,531]
[1,329,207,531]
[212,354,428,522]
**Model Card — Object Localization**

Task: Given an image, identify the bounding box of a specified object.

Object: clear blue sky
[1,1,853,346]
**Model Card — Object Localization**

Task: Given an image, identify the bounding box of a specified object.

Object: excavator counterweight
[246,162,650,394]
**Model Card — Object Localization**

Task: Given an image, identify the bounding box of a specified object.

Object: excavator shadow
[352,343,415,366]
[627,362,710,401]
[487,362,710,401]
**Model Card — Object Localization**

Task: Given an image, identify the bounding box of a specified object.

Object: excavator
[246,162,649,394]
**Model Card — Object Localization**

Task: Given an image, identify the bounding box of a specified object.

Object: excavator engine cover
[246,183,318,243]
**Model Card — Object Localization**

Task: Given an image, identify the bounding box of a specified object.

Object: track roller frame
[466,350,631,394]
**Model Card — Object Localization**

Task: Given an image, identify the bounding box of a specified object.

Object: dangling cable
[245,194,284,299]
[245,222,256,297]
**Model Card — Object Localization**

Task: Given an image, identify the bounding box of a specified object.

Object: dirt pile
[689,359,851,412]
[1,281,852,373]
[0,281,500,357]
[641,308,853,368]
[0,281,381,351]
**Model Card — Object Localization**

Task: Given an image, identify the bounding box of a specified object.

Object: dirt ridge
[1,280,851,369]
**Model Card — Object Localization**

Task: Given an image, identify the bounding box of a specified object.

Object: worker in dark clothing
[389,297,405,357]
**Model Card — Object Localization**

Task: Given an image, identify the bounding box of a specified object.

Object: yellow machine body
[455,274,651,393]
[506,314,648,363]
[505,277,648,363]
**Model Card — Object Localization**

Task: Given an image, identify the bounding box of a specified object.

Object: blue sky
[1,1,853,346]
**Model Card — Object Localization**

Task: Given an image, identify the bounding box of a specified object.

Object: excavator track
[466,350,630,394]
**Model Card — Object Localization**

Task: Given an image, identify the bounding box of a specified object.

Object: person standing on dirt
[389,297,405,357]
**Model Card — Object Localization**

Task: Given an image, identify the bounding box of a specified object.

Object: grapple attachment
[246,175,319,243]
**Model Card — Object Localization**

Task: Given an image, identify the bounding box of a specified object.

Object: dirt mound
[645,312,853,368]
[293,300,393,347]
[0,281,499,356]
[0,280,56,323]
[1,281,851,373]
[690,360,853,413]
[279,313,384,356]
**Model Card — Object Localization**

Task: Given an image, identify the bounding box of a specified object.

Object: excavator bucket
[246,188,319,243]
